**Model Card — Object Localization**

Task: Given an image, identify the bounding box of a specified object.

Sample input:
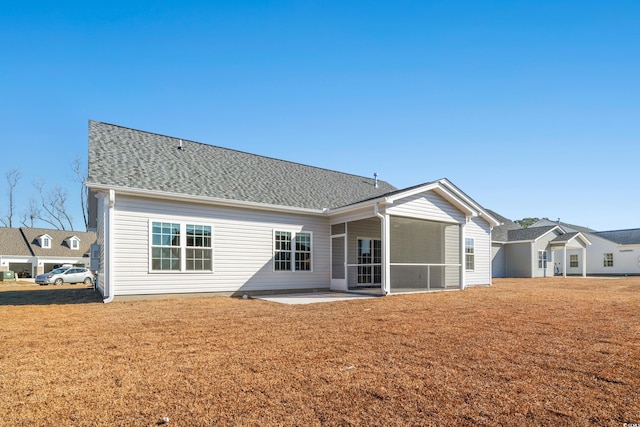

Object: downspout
[103,189,115,303]
[374,203,389,295]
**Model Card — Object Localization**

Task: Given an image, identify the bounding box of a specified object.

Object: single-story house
[491,215,640,277]
[532,219,640,277]
[87,121,500,302]
[0,227,96,277]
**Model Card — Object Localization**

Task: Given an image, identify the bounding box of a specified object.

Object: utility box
[0,270,16,281]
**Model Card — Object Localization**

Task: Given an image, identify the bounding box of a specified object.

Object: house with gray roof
[489,219,591,278]
[87,121,499,302]
[0,227,96,278]
[491,214,640,277]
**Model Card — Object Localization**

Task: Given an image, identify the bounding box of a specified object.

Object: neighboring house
[0,227,97,277]
[87,121,499,302]
[490,218,591,278]
[491,215,640,277]
[532,219,640,276]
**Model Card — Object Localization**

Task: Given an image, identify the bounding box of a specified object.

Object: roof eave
[86,183,327,216]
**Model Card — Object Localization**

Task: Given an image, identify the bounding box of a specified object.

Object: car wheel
[54,278,64,286]
[83,277,93,285]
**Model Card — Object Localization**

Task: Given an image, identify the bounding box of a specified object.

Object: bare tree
[0,169,22,227]
[34,180,74,230]
[72,157,89,231]
[20,196,41,228]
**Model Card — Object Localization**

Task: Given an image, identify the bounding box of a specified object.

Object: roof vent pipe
[178,139,184,150]
[374,172,379,188]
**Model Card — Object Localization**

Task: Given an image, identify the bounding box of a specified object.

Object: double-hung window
[274,230,312,272]
[150,221,212,272]
[604,253,614,267]
[465,238,475,271]
[569,254,579,268]
[538,250,548,269]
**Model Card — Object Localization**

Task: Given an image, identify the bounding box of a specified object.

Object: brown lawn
[0,277,639,426]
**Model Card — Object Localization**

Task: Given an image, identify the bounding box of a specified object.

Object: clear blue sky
[1,1,638,231]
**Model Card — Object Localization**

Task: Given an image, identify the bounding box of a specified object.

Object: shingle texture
[551,232,580,243]
[88,121,397,210]
[0,228,32,256]
[594,229,640,245]
[21,228,97,257]
[0,227,96,258]
[507,226,557,242]
[532,219,597,234]
[487,210,522,242]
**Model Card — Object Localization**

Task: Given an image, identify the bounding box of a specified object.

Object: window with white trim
[538,250,548,269]
[604,253,613,267]
[569,254,579,268]
[465,238,475,271]
[274,231,312,272]
[71,239,79,249]
[42,237,50,248]
[150,221,212,272]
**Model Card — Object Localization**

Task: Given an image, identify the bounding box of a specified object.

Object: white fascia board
[384,182,478,218]
[86,183,326,216]
[438,179,501,227]
[573,232,592,246]
[533,226,563,243]
[385,183,439,203]
[326,198,388,216]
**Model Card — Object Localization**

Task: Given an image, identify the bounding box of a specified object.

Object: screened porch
[330,216,462,294]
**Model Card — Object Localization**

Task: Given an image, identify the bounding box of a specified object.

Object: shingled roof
[0,228,32,256]
[487,210,522,243]
[21,228,96,257]
[88,121,398,210]
[594,229,640,245]
[507,225,558,242]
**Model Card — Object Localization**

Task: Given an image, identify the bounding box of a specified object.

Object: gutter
[103,189,115,303]
[374,203,389,295]
[86,183,325,217]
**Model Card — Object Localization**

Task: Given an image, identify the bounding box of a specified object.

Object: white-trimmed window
[604,253,613,267]
[150,221,212,272]
[538,250,548,269]
[66,236,80,250]
[569,254,579,268]
[38,234,52,249]
[274,230,312,272]
[465,238,475,271]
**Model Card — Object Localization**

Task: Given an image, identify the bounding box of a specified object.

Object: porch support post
[460,221,466,289]
[374,203,390,295]
[563,245,567,278]
[582,247,587,277]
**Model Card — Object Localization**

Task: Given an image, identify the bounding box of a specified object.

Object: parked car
[36,267,94,286]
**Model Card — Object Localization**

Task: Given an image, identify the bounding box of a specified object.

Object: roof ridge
[89,120,391,185]
[595,228,640,233]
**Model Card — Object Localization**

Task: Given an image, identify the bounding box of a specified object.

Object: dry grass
[1,277,639,426]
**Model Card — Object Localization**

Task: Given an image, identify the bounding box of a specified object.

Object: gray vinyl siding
[464,216,492,286]
[386,192,466,224]
[492,244,506,278]
[533,231,559,277]
[505,243,532,278]
[111,195,330,296]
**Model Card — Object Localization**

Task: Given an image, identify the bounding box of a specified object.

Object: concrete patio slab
[254,292,379,305]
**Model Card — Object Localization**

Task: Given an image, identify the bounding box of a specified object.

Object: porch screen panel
[331,236,345,279]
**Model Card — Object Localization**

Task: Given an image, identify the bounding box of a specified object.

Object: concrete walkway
[254,292,379,305]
